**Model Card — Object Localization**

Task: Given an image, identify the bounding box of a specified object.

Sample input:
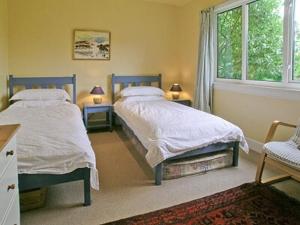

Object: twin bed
[0,73,248,208]
[0,75,98,206]
[111,74,248,185]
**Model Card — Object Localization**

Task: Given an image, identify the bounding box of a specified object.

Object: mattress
[114,98,248,167]
[0,100,99,190]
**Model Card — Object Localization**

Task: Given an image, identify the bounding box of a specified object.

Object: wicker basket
[163,150,233,179]
[20,188,47,212]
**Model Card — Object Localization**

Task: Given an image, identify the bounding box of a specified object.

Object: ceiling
[144,0,192,7]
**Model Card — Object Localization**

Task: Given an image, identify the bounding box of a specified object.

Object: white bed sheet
[0,101,99,190]
[114,99,249,167]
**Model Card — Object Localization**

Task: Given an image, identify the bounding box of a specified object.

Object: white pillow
[121,95,165,103]
[10,89,71,101]
[120,86,165,97]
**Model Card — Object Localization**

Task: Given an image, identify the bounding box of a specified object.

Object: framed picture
[73,30,110,60]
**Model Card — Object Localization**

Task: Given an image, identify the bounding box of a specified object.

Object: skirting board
[246,137,264,153]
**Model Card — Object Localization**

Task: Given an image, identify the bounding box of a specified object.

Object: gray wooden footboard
[116,111,240,186]
[19,168,91,206]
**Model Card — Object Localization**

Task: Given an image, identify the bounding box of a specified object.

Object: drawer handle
[6,150,14,157]
[7,184,15,192]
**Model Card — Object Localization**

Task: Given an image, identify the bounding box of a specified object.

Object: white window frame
[213,0,300,91]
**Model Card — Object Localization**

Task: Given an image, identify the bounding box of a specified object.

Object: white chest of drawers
[0,125,20,225]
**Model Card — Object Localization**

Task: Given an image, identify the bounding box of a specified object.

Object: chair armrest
[265,120,297,143]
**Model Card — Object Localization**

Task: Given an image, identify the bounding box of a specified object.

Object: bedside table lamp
[170,84,182,100]
[90,85,104,104]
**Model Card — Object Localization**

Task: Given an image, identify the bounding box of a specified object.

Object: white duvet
[0,100,99,190]
[114,99,249,167]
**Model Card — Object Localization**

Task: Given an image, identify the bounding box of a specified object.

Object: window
[215,0,299,86]
[217,7,242,79]
[248,0,284,82]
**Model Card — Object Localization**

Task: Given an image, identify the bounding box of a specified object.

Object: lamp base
[172,93,180,100]
[93,97,102,104]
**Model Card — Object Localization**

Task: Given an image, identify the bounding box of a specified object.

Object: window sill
[213,81,300,101]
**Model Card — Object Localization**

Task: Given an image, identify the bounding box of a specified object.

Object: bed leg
[232,142,239,167]
[83,168,91,206]
[155,164,162,185]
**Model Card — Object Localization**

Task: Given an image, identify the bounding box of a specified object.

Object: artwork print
[73,30,110,60]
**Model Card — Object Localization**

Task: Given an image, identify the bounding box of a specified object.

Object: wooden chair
[255,120,300,184]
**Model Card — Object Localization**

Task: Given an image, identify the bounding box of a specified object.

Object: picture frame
[73,29,111,60]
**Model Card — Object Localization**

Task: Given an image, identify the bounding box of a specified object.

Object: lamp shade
[90,86,104,95]
[170,84,182,92]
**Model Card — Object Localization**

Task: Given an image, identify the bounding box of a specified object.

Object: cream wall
[6,0,300,144]
[0,0,8,109]
[8,0,181,106]
[178,0,300,144]
[178,0,225,99]
[214,90,298,142]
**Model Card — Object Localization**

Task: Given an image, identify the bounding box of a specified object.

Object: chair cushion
[290,123,300,146]
[263,141,300,169]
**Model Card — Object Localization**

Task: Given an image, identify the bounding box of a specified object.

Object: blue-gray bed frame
[111,73,239,185]
[9,74,91,206]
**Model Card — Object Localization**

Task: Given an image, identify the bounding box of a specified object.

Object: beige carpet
[21,128,300,225]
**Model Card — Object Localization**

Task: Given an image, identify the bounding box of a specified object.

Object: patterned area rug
[103,183,300,225]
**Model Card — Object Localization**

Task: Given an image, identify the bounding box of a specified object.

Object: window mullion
[242,3,248,82]
[289,0,296,82]
[283,0,293,83]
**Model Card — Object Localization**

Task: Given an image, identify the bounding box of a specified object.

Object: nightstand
[171,99,192,107]
[83,103,112,131]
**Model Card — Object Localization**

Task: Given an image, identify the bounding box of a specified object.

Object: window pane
[248,0,284,82]
[217,7,242,79]
[293,0,300,80]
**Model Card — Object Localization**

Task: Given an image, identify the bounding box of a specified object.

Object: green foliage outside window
[248,0,284,82]
[217,7,242,79]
